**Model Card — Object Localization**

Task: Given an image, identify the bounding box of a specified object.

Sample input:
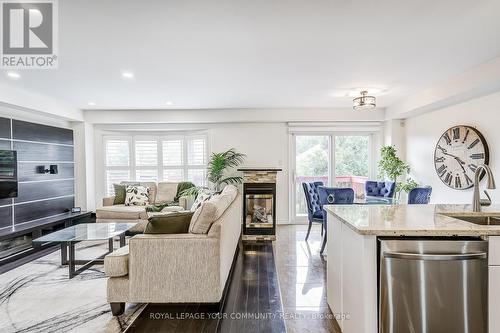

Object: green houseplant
[207,148,246,191]
[378,146,412,198]
[181,148,246,196]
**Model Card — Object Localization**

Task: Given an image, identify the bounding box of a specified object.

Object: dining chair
[365,180,396,198]
[317,187,354,255]
[302,181,324,241]
[408,187,432,204]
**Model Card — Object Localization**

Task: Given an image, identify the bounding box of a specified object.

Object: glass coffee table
[34,223,137,278]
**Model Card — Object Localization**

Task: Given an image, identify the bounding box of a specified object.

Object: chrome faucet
[473,164,496,212]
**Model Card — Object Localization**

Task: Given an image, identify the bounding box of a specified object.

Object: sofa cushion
[145,211,194,234]
[189,193,234,234]
[156,182,178,204]
[105,245,129,277]
[125,185,150,206]
[113,184,127,205]
[96,205,148,220]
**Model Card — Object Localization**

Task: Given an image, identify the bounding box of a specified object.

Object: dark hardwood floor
[126,242,287,333]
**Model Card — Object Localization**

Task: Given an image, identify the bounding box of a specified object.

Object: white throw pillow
[189,193,235,234]
[125,185,150,206]
[220,184,238,201]
[190,189,215,212]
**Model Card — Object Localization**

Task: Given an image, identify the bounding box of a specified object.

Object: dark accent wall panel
[0,117,10,139]
[12,120,73,145]
[14,141,74,161]
[0,206,12,229]
[18,162,74,182]
[0,198,12,206]
[16,180,75,203]
[0,140,11,150]
[14,196,74,224]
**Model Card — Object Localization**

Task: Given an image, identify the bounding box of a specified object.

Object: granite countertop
[324,204,500,236]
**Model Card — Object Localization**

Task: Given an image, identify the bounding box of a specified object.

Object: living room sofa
[104,189,242,315]
[96,181,188,233]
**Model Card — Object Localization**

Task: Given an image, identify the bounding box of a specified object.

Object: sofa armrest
[179,196,187,209]
[128,234,221,302]
[105,245,129,277]
[103,196,116,206]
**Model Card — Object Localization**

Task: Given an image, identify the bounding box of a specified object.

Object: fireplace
[238,168,281,241]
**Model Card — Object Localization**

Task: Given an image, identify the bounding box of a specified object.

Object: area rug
[0,241,144,333]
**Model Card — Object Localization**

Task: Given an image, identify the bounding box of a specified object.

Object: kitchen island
[325,204,500,333]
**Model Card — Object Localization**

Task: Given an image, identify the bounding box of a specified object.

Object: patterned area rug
[0,241,144,333]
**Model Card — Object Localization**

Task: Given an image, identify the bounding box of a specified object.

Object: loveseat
[104,186,242,315]
[96,181,189,233]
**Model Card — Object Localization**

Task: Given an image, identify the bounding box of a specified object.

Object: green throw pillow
[144,211,194,234]
[113,184,127,205]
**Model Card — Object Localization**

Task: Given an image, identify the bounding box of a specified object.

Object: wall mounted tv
[0,150,18,199]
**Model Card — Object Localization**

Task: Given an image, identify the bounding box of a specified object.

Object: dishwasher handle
[383,251,487,261]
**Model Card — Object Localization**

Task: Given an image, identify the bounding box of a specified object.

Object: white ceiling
[2,0,500,110]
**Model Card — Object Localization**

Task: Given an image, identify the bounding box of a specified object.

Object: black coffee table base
[60,233,126,278]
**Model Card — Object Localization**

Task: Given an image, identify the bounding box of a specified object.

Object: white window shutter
[187,137,206,166]
[135,140,158,166]
[106,140,130,166]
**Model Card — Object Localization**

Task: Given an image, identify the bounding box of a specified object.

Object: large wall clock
[434,125,489,190]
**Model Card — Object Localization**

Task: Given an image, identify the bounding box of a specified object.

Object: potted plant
[181,148,246,196]
[207,148,246,192]
[378,146,411,198]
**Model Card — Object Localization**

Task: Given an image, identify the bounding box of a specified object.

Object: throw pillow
[144,211,194,234]
[190,189,215,212]
[113,184,127,205]
[189,193,235,234]
[125,185,150,206]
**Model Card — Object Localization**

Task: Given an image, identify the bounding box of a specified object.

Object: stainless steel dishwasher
[379,239,488,333]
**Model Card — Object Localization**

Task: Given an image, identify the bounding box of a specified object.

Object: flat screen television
[0,150,18,199]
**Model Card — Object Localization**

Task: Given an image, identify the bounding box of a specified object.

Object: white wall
[405,91,500,204]
[208,123,289,223]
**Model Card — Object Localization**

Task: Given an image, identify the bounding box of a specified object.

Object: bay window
[104,134,208,195]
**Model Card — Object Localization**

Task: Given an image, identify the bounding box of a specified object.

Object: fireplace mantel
[237,168,282,172]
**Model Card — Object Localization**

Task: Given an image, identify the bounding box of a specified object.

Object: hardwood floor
[275,225,341,333]
[125,225,341,333]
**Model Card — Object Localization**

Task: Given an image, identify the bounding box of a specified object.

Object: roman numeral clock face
[434,126,489,190]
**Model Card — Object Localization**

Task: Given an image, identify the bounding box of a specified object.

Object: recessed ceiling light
[88,102,96,106]
[7,72,21,79]
[121,71,134,79]
[165,101,173,106]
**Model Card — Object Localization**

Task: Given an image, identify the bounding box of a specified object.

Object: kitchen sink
[448,215,500,226]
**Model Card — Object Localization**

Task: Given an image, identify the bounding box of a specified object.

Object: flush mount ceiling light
[121,71,134,79]
[165,101,173,106]
[88,102,96,106]
[7,71,21,79]
[353,91,376,111]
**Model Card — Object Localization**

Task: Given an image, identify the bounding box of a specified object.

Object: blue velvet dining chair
[365,181,396,198]
[408,187,432,204]
[302,181,324,241]
[317,187,354,255]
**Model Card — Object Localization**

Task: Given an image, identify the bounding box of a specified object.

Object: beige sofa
[104,192,242,315]
[96,181,188,233]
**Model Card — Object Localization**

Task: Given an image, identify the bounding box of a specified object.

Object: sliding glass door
[291,133,374,221]
[333,135,370,198]
[293,135,330,217]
